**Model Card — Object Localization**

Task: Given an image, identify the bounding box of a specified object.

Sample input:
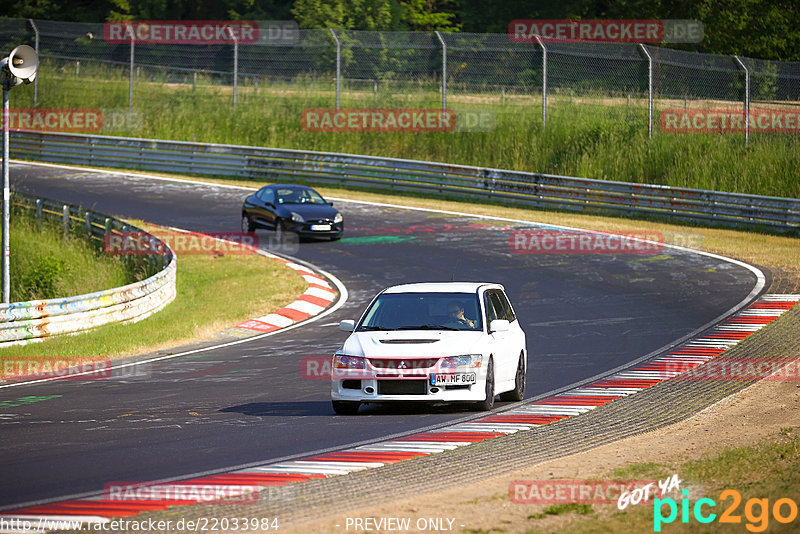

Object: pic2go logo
[654,489,799,532]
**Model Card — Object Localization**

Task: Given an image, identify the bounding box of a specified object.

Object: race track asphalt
[0,162,760,508]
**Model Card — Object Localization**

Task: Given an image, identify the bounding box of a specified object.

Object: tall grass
[8,215,136,302]
[11,59,800,198]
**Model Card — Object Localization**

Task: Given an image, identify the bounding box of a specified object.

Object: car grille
[377,380,427,395]
[369,358,438,370]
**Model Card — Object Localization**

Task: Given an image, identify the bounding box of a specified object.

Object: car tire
[473,357,495,411]
[241,214,254,232]
[332,400,360,415]
[500,351,526,402]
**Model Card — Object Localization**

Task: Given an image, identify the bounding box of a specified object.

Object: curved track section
[0,162,762,509]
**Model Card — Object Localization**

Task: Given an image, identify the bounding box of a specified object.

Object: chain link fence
[2,18,800,141]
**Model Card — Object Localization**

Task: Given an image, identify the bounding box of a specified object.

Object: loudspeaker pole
[2,81,9,303]
[0,45,39,303]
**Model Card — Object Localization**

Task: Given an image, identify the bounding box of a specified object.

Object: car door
[496,289,526,373]
[483,289,516,385]
[252,187,277,229]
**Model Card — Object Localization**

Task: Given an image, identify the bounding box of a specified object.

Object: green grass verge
[0,223,308,362]
[520,432,800,533]
[13,59,800,199]
[8,215,136,302]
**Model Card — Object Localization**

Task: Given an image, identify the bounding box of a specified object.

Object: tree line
[2,0,798,60]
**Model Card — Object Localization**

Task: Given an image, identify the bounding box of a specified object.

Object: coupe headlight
[290,211,305,223]
[439,354,482,369]
[333,354,366,369]
[334,213,343,224]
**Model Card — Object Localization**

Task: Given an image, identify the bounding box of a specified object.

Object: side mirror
[328,201,334,206]
[339,320,355,332]
[489,319,509,333]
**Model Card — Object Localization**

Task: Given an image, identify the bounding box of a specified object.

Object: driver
[445,302,475,329]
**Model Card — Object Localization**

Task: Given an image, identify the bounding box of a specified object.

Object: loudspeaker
[1,45,38,86]
[8,45,38,83]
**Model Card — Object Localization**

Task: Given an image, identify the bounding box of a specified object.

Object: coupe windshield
[359,292,482,331]
[275,187,327,205]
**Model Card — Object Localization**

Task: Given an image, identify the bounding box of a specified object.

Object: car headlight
[333,354,366,369]
[334,213,343,224]
[290,211,305,223]
[439,354,482,369]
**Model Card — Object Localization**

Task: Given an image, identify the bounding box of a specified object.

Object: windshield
[358,292,482,331]
[275,187,327,205]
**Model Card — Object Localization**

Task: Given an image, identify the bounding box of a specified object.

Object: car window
[358,292,482,331]
[484,291,501,323]
[276,187,326,205]
[496,290,516,322]
[258,188,275,204]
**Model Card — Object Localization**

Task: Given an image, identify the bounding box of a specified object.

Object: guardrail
[10,131,800,231]
[1,192,176,346]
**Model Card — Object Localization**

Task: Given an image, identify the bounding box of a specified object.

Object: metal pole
[535,35,547,129]
[28,19,39,106]
[435,31,447,111]
[734,55,750,144]
[639,44,653,139]
[126,24,135,110]
[2,84,10,303]
[329,29,340,109]
[228,27,238,110]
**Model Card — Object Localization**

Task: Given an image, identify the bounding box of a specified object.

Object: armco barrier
[1,192,176,346]
[10,131,800,231]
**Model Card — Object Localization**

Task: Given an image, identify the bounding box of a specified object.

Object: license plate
[310,224,331,231]
[430,373,476,386]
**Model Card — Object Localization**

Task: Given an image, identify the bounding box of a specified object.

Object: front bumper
[331,376,487,403]
[286,220,343,239]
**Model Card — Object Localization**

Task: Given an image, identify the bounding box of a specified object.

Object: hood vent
[379,338,439,344]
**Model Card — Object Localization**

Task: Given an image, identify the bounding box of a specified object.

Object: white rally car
[331,282,527,415]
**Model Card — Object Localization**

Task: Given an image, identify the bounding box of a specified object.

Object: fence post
[734,56,750,144]
[125,24,135,110]
[435,31,447,111]
[62,205,70,239]
[28,19,39,106]
[227,26,239,111]
[85,211,92,237]
[639,44,654,139]
[329,29,341,109]
[534,35,547,129]
[35,199,42,231]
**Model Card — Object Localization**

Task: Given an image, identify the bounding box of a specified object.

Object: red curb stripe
[6,501,169,517]
[749,302,796,309]
[298,293,334,307]
[309,451,429,459]
[304,452,427,463]
[180,475,320,486]
[200,473,325,482]
[398,432,505,442]
[530,398,614,406]
[478,415,568,424]
[276,307,312,322]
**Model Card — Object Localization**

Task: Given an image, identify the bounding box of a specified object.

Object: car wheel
[332,400,360,415]
[500,351,526,402]
[473,357,495,411]
[241,214,254,232]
